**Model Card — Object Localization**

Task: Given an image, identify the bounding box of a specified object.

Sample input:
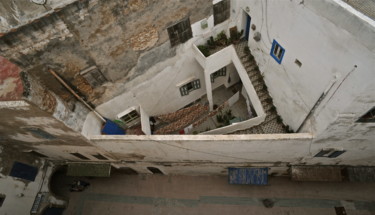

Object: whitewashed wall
[232,0,375,136]
[90,134,312,163]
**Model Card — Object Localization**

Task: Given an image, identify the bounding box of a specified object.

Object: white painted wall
[77,0,375,173]
[0,161,50,215]
[140,106,151,135]
[90,134,312,163]
[232,0,375,137]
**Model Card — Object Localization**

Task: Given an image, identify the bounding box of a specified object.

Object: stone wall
[0,0,212,106]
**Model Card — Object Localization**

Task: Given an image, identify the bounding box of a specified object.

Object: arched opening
[147,167,164,174]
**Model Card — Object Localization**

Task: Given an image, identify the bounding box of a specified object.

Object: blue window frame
[270,40,285,64]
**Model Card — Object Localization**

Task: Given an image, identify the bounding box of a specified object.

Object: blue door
[245,14,251,40]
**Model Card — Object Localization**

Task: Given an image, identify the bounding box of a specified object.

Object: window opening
[211,67,227,83]
[0,195,5,207]
[71,153,90,160]
[29,150,48,158]
[80,66,107,88]
[92,153,108,160]
[295,59,302,67]
[167,17,192,47]
[357,107,375,123]
[116,167,138,175]
[214,0,230,25]
[24,127,55,140]
[270,40,285,64]
[180,79,201,96]
[314,149,346,158]
[120,110,140,124]
[147,167,164,174]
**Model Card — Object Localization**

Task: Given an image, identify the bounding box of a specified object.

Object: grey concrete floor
[63,174,375,215]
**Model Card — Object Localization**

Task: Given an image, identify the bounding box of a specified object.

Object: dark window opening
[335,207,347,215]
[211,67,227,83]
[314,149,346,158]
[80,66,107,88]
[120,110,140,124]
[71,153,90,160]
[24,127,55,140]
[0,195,5,207]
[115,167,138,175]
[357,107,375,123]
[29,150,48,158]
[295,59,302,67]
[270,40,285,64]
[186,82,194,91]
[180,79,201,96]
[147,167,164,174]
[92,153,108,160]
[167,17,193,47]
[214,0,230,25]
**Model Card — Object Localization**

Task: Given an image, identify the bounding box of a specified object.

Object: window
[270,40,285,64]
[71,153,90,160]
[80,66,107,88]
[92,153,108,160]
[0,195,5,207]
[180,79,201,96]
[357,107,375,123]
[29,150,48,158]
[211,67,227,83]
[213,0,230,25]
[314,149,346,158]
[24,127,55,140]
[295,59,302,67]
[147,167,164,174]
[120,110,140,124]
[117,167,138,175]
[167,17,193,47]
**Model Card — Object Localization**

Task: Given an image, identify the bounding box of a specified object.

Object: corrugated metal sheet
[291,166,343,182]
[67,163,111,177]
[228,167,268,185]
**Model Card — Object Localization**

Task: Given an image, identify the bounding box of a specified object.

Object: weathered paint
[0,56,23,101]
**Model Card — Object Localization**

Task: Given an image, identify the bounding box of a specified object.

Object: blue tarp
[101,119,126,135]
[9,161,38,181]
[228,167,268,185]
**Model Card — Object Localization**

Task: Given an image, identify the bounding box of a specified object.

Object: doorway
[244,13,251,40]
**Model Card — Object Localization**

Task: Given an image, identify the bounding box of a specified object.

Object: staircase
[232,41,287,134]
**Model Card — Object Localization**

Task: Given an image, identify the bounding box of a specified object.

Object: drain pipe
[296,81,335,133]
[49,69,106,123]
[296,65,357,132]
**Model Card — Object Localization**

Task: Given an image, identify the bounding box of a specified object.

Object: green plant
[216,114,224,123]
[198,45,210,57]
[207,36,216,49]
[215,31,228,46]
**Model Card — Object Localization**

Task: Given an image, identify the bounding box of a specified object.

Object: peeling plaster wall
[0,0,77,34]
[0,56,23,101]
[0,0,213,107]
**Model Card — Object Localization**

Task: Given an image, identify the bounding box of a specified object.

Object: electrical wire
[149,139,262,162]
